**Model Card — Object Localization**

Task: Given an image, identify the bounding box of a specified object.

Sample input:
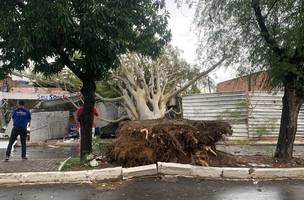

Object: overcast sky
[166,0,235,84]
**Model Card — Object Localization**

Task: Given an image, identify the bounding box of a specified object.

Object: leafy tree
[0,0,171,160]
[192,0,304,159]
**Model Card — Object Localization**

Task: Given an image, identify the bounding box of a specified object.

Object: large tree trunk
[275,85,303,160]
[135,99,166,120]
[79,79,96,161]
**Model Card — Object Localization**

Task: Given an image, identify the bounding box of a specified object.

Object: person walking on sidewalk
[5,101,31,161]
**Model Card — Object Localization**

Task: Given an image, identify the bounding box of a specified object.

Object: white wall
[30,111,69,142]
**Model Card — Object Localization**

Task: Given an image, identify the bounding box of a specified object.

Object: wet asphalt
[2,143,304,161]
[0,145,79,160]
[0,177,304,200]
[0,143,303,199]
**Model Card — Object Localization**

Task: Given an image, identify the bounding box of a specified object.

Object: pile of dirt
[107,119,233,167]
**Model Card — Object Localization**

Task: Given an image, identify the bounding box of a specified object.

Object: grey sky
[166,0,235,84]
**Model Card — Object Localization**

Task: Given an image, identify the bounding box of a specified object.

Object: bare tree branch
[164,56,227,102]
[264,0,279,19]
[133,55,152,101]
[97,115,129,123]
[155,60,161,95]
[95,93,123,102]
[162,75,184,95]
[112,75,137,96]
[121,68,137,89]
[11,71,80,92]
[252,0,283,56]
[117,83,139,119]
[149,63,155,93]
[62,97,80,109]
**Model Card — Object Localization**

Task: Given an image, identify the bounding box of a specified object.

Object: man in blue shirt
[5,101,31,161]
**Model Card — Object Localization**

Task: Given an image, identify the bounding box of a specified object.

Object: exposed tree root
[107,119,232,167]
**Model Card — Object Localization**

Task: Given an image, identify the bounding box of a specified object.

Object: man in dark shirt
[5,101,31,161]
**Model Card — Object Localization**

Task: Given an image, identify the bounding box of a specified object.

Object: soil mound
[107,119,232,167]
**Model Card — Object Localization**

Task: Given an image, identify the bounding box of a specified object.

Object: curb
[122,164,157,179]
[0,167,122,185]
[1,163,304,185]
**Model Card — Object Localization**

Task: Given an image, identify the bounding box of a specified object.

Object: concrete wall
[30,111,69,142]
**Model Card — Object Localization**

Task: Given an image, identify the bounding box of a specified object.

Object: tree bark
[275,85,303,160]
[79,78,96,161]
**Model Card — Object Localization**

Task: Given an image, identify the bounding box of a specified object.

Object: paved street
[1,177,304,200]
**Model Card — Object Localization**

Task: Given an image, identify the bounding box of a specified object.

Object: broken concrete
[157,162,192,176]
[122,164,157,179]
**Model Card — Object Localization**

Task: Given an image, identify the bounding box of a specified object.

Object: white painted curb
[157,162,304,180]
[250,168,304,180]
[0,167,122,185]
[88,167,122,181]
[191,166,223,179]
[2,163,304,185]
[158,162,192,176]
[123,164,157,179]
[222,167,251,179]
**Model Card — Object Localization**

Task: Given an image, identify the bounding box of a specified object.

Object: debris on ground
[107,119,233,167]
[89,159,100,167]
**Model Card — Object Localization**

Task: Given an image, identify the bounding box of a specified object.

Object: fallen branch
[97,115,129,123]
[95,93,123,102]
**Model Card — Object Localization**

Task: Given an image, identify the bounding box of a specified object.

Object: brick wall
[216,71,269,92]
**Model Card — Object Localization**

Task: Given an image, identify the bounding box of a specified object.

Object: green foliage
[0,0,171,158]
[96,80,121,98]
[0,0,171,81]
[92,137,102,155]
[61,157,81,171]
[192,0,304,94]
[28,68,83,91]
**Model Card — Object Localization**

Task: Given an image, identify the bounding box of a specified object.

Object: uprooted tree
[110,46,226,120]
[108,119,233,167]
[0,0,171,160]
[27,46,223,121]
[192,0,304,160]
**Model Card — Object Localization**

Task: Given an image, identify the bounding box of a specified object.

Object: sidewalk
[1,142,304,185]
[1,140,304,174]
[0,159,62,173]
[0,144,79,173]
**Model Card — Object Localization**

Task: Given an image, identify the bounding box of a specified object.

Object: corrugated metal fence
[182,91,304,138]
